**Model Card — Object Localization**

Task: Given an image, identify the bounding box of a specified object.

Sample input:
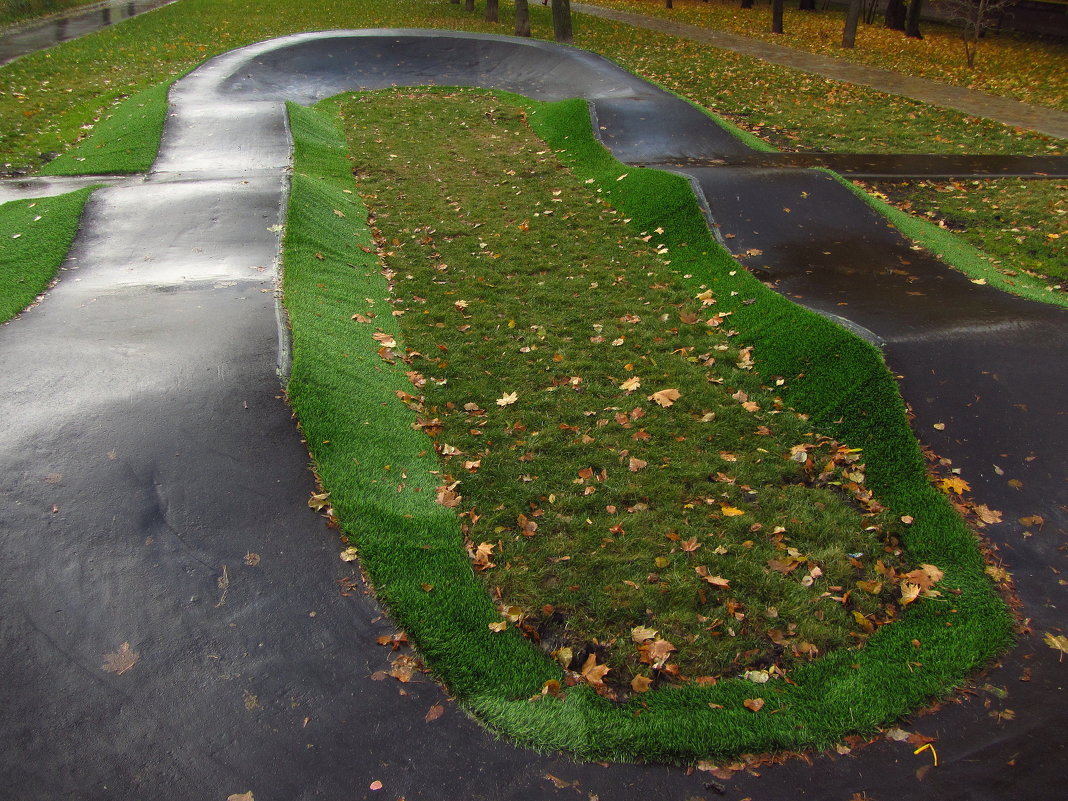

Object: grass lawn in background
[279,87,1012,759]
[580,0,1068,112]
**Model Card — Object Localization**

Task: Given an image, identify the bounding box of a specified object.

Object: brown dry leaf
[639,638,677,669]
[227,793,255,801]
[435,486,462,508]
[308,492,331,511]
[680,537,701,553]
[102,642,140,675]
[496,391,518,407]
[488,621,508,632]
[472,542,496,571]
[695,566,730,588]
[340,547,359,562]
[1019,515,1045,527]
[580,653,610,687]
[743,698,765,712]
[900,582,922,606]
[425,703,445,722]
[368,780,383,791]
[631,675,654,693]
[648,388,681,407]
[544,774,573,789]
[351,313,374,323]
[372,331,397,348]
[975,504,1003,525]
[620,376,641,392]
[628,457,647,472]
[631,625,658,643]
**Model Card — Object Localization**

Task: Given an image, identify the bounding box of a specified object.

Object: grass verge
[281,89,1012,760]
[0,187,92,322]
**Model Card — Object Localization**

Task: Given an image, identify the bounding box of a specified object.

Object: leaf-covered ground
[583,0,1068,111]
[337,88,944,693]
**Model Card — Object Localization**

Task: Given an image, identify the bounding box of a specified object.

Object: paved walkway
[573,2,1068,140]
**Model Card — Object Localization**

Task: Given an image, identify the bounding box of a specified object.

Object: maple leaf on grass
[648,388,681,407]
[496,391,518,407]
[580,653,610,687]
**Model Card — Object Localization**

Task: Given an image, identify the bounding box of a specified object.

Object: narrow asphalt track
[0,30,1065,801]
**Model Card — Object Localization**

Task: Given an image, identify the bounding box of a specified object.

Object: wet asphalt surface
[0,30,1065,801]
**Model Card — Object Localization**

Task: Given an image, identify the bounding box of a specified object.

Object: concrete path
[574,2,1068,140]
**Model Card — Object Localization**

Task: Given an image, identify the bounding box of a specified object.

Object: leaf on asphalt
[425,703,445,722]
[339,546,359,562]
[308,492,331,511]
[496,391,518,407]
[102,642,140,675]
[975,504,1003,525]
[648,388,681,407]
[227,793,254,801]
[1043,632,1068,660]
[544,774,573,789]
[939,476,971,494]
[1019,515,1044,527]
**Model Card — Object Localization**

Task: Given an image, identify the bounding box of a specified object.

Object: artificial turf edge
[0,187,94,323]
[280,94,1013,762]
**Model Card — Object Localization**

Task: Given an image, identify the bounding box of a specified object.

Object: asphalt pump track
[0,30,1065,801]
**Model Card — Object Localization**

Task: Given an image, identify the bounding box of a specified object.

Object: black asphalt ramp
[1,30,1065,801]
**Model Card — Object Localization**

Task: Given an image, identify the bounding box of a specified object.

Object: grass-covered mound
[0,188,92,323]
[280,89,1012,760]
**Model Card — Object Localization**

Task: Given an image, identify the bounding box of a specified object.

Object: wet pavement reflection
[0,0,175,65]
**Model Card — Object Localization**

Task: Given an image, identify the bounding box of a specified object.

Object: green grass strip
[282,94,1012,761]
[0,187,92,322]
[41,80,171,175]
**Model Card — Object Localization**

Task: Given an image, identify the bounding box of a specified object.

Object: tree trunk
[904,0,924,38]
[485,0,498,22]
[515,0,531,36]
[666,0,673,8]
[464,0,474,12]
[771,0,784,33]
[740,0,754,7]
[884,0,906,30]
[842,0,862,47]
[799,0,816,10]
[552,0,573,43]
[450,0,460,4]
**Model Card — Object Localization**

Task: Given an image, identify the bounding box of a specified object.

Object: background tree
[842,0,863,48]
[552,0,573,43]
[904,0,924,38]
[771,0,784,33]
[485,0,498,22]
[740,0,754,8]
[515,0,531,36]
[884,0,906,30]
[944,0,1015,67]
[799,0,816,10]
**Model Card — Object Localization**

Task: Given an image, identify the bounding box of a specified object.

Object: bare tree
[486,0,498,22]
[515,0,531,36]
[905,0,924,38]
[944,0,1014,67]
[771,0,784,33]
[842,0,863,48]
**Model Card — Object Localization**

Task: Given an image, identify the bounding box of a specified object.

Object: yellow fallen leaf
[496,391,518,407]
[721,505,745,517]
[648,388,681,407]
[1043,632,1068,660]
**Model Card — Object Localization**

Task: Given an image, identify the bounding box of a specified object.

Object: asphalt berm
[0,29,1064,801]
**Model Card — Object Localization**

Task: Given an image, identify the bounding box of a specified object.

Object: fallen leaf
[102,642,139,675]
[496,391,518,407]
[369,780,382,791]
[340,547,359,562]
[631,625,658,643]
[620,376,641,392]
[628,457,647,472]
[488,621,508,632]
[975,504,1003,525]
[227,793,254,801]
[580,653,610,687]
[743,697,765,712]
[544,774,572,789]
[425,703,445,722]
[648,388,681,407]
[721,505,745,517]
[372,331,397,348]
[1043,632,1068,660]
[695,566,730,588]
[939,476,971,494]
[631,675,654,693]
